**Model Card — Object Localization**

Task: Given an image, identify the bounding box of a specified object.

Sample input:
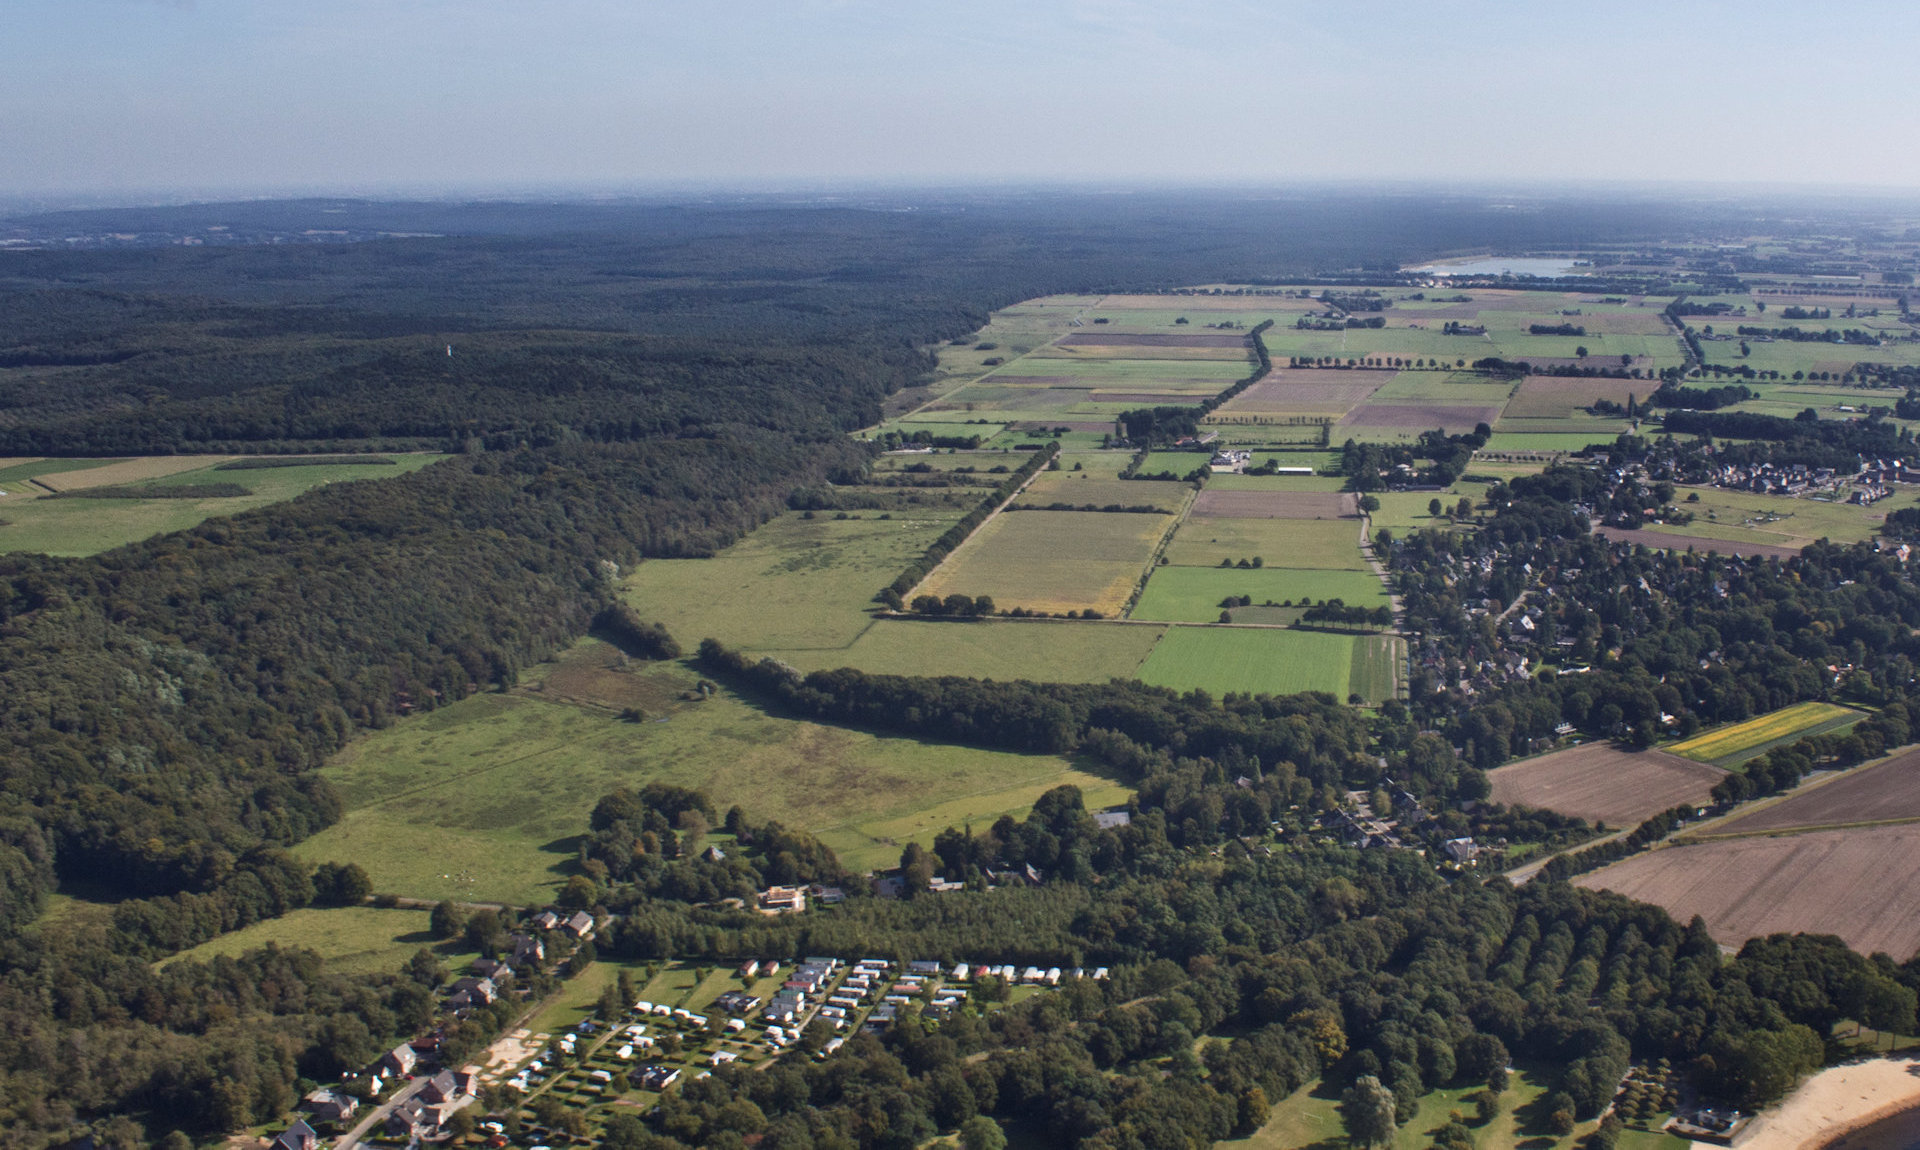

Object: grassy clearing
[0,454,447,556]
[1205,473,1351,493]
[1138,626,1357,699]
[1163,517,1365,570]
[294,649,1122,896]
[164,905,477,976]
[762,618,1164,683]
[1132,566,1386,624]
[1226,1065,1606,1150]
[1646,485,1901,549]
[621,510,962,653]
[1481,432,1625,454]
[1667,701,1866,769]
[918,509,1171,617]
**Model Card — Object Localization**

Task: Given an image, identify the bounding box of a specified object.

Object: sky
[5,0,1920,199]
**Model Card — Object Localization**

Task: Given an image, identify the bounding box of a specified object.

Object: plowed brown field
[1489,743,1726,826]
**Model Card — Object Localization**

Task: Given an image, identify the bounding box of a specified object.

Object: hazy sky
[6,0,1920,197]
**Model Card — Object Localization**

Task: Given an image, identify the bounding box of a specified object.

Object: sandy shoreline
[1714,1056,1920,1150]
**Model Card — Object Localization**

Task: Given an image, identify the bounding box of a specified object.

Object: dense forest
[4,193,1920,1148]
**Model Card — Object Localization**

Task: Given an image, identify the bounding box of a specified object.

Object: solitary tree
[1429,498,1443,517]
[1342,1075,1397,1148]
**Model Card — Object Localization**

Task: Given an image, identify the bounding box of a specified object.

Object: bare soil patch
[1058,332,1248,348]
[36,455,238,491]
[1490,743,1725,826]
[1576,823,1920,959]
[1596,526,1799,559]
[1339,403,1505,430]
[1191,490,1357,519]
[1713,748,1920,834]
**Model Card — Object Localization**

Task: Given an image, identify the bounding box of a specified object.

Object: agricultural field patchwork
[1666,701,1866,769]
[1488,744,1726,827]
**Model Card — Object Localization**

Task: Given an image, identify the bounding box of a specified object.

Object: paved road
[335,1078,426,1150]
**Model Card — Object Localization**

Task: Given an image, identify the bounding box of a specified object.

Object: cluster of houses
[443,931,548,1016]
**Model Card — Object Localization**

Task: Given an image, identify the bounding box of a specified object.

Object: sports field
[294,646,1130,896]
[1137,626,1368,700]
[1666,701,1865,769]
[916,508,1171,616]
[1488,743,1726,826]
[0,454,447,556]
[1131,565,1386,623]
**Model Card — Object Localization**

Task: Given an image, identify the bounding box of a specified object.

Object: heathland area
[12,196,1920,1150]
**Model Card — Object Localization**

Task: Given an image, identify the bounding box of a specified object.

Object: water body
[1822,1106,1920,1150]
[1408,257,1588,278]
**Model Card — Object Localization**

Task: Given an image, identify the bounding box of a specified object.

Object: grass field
[1137,626,1365,700]
[762,618,1165,682]
[1349,633,1401,702]
[1480,431,1626,454]
[1666,701,1865,768]
[1642,486,1900,549]
[294,647,1129,897]
[917,509,1171,617]
[1131,565,1386,623]
[621,510,963,653]
[1021,473,1192,511]
[164,905,477,975]
[1162,516,1364,569]
[1225,1065,1621,1150]
[0,454,447,556]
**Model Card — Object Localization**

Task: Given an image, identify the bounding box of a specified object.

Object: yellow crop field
[1668,702,1863,767]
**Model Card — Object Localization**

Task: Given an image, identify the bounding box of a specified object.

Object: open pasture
[294,650,1124,893]
[1021,473,1191,511]
[1666,701,1865,769]
[764,617,1166,683]
[165,905,471,976]
[1205,472,1350,492]
[915,509,1170,616]
[1708,746,1920,835]
[1191,488,1358,519]
[1577,823,1920,959]
[1340,402,1506,434]
[1162,516,1364,569]
[1481,431,1628,454]
[0,453,447,557]
[1636,488,1893,549]
[1137,626,1364,700]
[1488,743,1726,827]
[622,509,964,652]
[1057,331,1250,349]
[1131,565,1385,623]
[1597,526,1801,558]
[1365,370,1517,407]
[1209,369,1387,417]
[1503,374,1651,420]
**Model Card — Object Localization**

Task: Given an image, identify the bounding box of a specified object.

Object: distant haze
[6,0,1920,198]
